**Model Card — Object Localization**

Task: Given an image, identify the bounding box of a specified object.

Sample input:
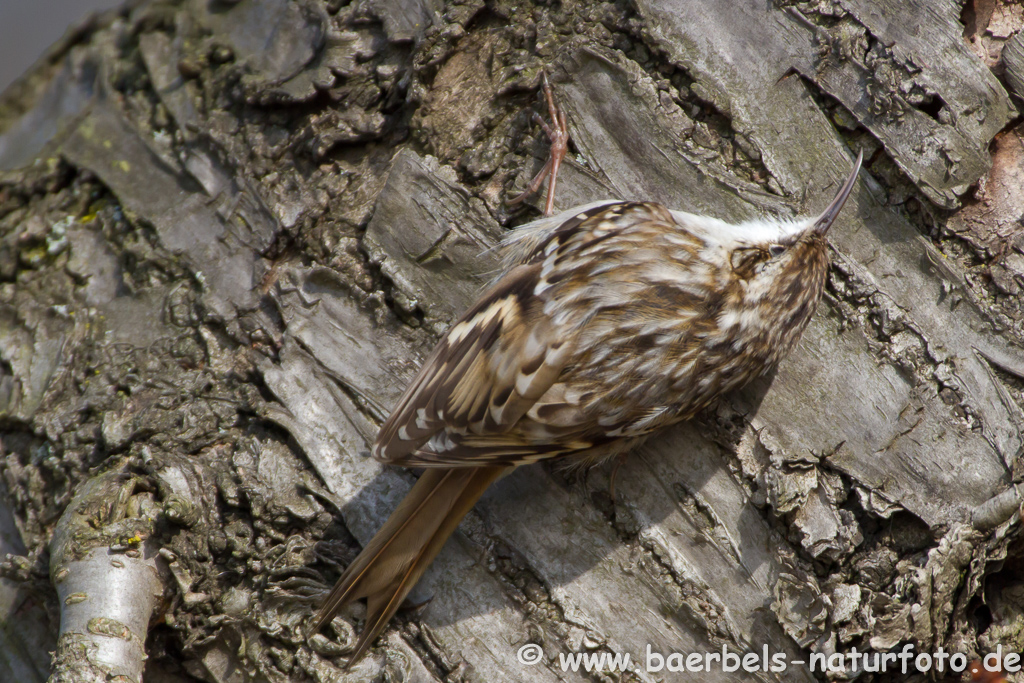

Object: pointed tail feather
[312,465,509,663]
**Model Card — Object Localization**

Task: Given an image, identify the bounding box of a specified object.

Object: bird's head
[719,151,861,291]
[725,150,861,285]
[691,151,862,356]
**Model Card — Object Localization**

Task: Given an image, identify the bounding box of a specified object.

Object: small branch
[48,466,165,683]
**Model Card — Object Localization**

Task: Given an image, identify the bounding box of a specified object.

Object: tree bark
[2,0,1024,681]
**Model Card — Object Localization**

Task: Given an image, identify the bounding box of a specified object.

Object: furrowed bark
[1,1,1023,681]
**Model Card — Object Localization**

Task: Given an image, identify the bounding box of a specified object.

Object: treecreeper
[311,78,864,665]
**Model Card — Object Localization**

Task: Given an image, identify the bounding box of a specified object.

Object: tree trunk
[3,0,1024,681]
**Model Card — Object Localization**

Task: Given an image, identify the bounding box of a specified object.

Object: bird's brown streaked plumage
[312,153,863,662]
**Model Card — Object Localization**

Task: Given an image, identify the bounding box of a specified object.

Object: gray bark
[2,0,1024,681]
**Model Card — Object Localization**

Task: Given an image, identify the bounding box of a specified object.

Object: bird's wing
[372,261,575,464]
[374,202,652,466]
[374,201,686,467]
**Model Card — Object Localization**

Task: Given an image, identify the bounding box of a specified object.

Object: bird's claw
[509,72,570,216]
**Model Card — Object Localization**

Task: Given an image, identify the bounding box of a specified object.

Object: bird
[310,75,863,665]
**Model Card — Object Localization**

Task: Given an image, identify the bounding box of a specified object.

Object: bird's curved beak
[812,149,862,235]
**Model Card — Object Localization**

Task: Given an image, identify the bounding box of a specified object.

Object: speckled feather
[374,199,832,468]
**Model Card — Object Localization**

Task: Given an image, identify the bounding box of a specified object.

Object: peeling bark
[2,1,1024,681]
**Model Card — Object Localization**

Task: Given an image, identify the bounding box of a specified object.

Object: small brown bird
[311,82,862,664]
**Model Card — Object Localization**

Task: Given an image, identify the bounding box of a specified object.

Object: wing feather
[373,263,575,464]
[373,201,665,467]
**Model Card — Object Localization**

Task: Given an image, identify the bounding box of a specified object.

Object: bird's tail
[311,465,508,664]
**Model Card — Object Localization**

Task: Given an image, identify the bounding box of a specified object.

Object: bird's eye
[768,245,786,258]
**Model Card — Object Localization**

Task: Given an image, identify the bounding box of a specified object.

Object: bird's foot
[508,71,570,216]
